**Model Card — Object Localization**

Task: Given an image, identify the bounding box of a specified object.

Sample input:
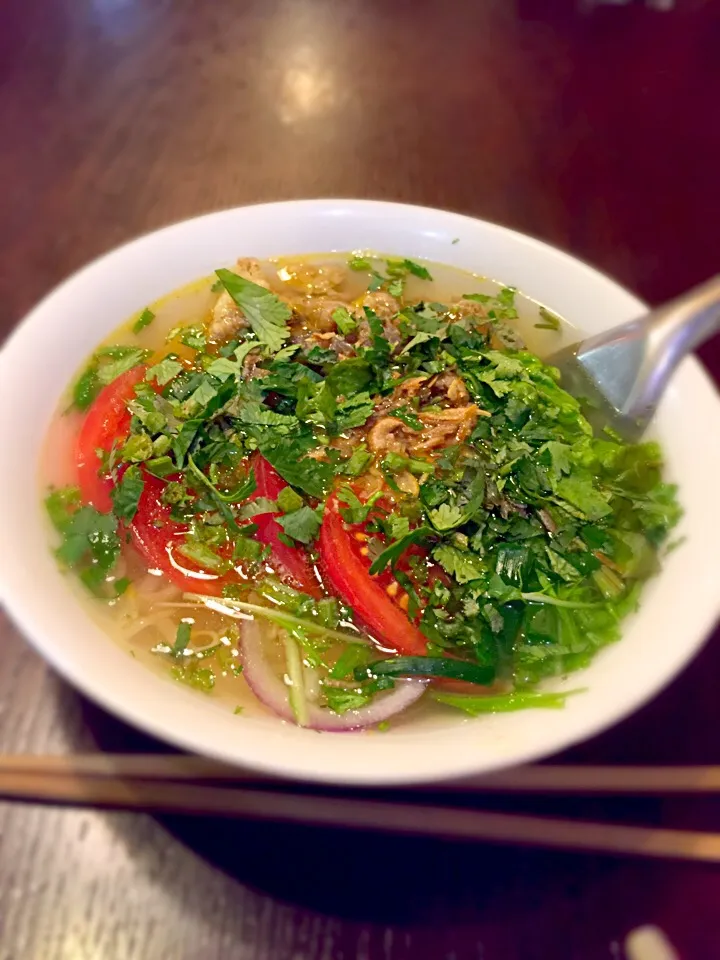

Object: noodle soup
[41,253,680,731]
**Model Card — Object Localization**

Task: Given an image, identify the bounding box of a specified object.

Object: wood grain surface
[1,0,719,957]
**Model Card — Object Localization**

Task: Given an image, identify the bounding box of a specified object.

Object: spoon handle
[627,274,720,417]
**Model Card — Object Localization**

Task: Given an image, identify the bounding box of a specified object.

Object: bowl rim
[2,198,719,785]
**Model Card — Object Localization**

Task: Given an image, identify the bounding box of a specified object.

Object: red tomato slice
[318,492,428,655]
[76,366,147,512]
[249,453,322,598]
[130,473,240,595]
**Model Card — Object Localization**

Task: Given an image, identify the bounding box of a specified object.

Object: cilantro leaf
[277,506,321,544]
[554,476,612,521]
[257,439,333,499]
[177,539,232,573]
[110,465,145,522]
[324,358,373,397]
[427,503,465,532]
[386,258,433,281]
[324,686,373,714]
[432,544,486,584]
[332,307,357,335]
[337,446,372,477]
[146,358,183,386]
[54,505,120,591]
[348,255,373,271]
[215,268,291,352]
[96,348,149,386]
[132,307,155,335]
[45,486,81,532]
[277,486,304,513]
[206,357,239,381]
[334,392,375,432]
[369,525,433,575]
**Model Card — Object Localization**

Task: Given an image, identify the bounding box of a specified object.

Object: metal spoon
[549,275,720,441]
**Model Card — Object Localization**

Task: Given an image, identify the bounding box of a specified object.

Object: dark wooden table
[1,1,719,957]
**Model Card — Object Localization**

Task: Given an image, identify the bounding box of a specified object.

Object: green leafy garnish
[215,268,291,352]
[132,307,155,335]
[433,689,579,714]
[172,621,192,657]
[277,505,321,544]
[110,465,145,522]
[535,306,561,331]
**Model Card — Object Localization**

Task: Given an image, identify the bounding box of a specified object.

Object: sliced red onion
[239,619,427,732]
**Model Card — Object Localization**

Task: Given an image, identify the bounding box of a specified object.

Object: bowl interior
[1,199,719,785]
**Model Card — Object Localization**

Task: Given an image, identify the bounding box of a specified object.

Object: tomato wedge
[249,453,322,598]
[130,472,240,595]
[318,492,428,656]
[76,365,147,512]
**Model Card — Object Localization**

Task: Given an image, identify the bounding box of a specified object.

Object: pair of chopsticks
[1,755,718,863]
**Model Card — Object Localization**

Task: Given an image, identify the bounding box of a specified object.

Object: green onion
[356,656,495,686]
[433,689,581,714]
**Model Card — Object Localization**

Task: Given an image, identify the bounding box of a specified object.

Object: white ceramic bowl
[1,200,719,785]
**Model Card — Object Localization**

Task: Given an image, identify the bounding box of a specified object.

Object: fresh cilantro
[277,487,304,513]
[369,525,433,575]
[238,497,277,519]
[428,503,465,532]
[348,255,373,271]
[277,505,321,544]
[45,486,81,531]
[304,345,337,365]
[146,358,183,386]
[324,686,372,714]
[53,505,120,593]
[132,307,155,335]
[389,405,423,430]
[206,357,239,381]
[554,476,612,521]
[177,538,232,573]
[113,577,131,596]
[110,465,145,522]
[215,268,291,352]
[256,439,333,499]
[334,392,375,432]
[324,358,373,396]
[330,645,375,680]
[96,348,149,386]
[381,451,433,476]
[432,544,486,584]
[337,446,372,477]
[332,307,357,335]
[337,486,383,524]
[233,534,265,562]
[167,324,206,351]
[72,366,101,411]
[385,258,433,281]
[145,455,176,478]
[121,433,153,463]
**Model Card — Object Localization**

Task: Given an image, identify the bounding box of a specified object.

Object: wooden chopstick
[0,754,719,793]
[0,768,718,863]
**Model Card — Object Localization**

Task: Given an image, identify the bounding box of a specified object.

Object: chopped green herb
[172,621,192,657]
[132,307,155,335]
[535,306,562,331]
[110,465,145,522]
[215,268,291,352]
